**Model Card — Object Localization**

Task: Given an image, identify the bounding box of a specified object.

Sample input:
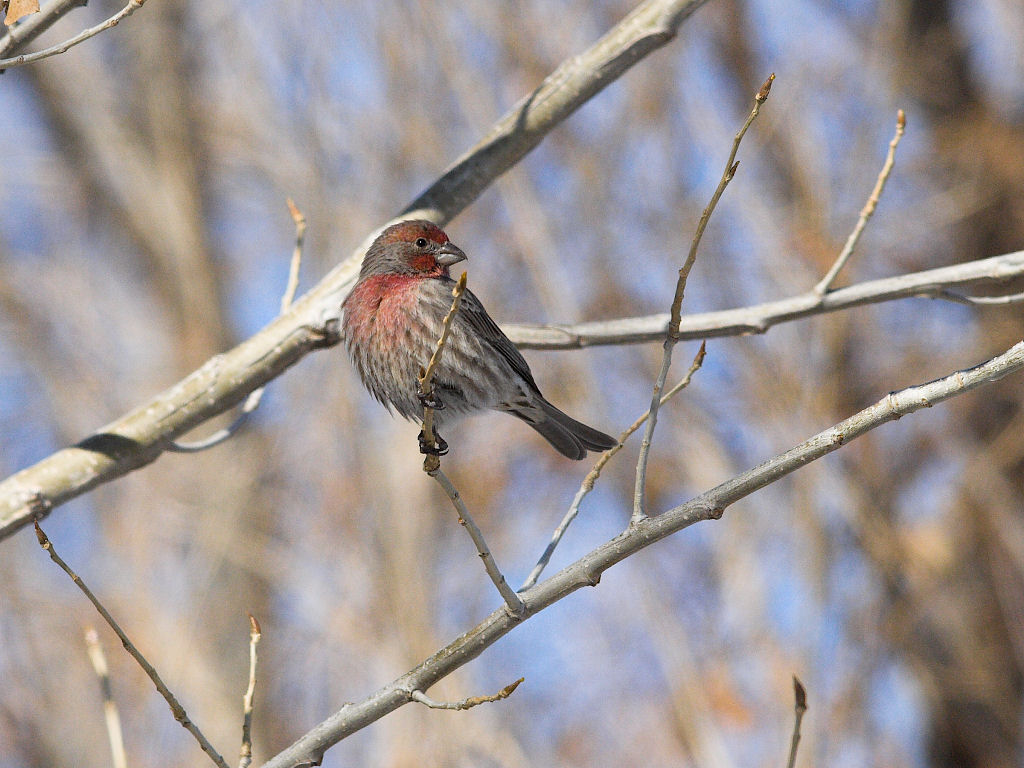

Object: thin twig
[417,271,468,473]
[239,614,262,768]
[164,388,263,453]
[411,678,524,711]
[34,523,229,768]
[935,288,1024,306]
[786,676,808,768]
[815,110,906,294]
[521,342,706,590]
[632,74,773,525]
[84,627,128,768]
[281,199,305,313]
[0,0,144,68]
[167,199,305,453]
[432,467,525,616]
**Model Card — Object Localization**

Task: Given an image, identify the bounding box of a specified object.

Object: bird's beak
[436,242,467,267]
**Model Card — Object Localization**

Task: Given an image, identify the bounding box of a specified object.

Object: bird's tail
[514,397,617,460]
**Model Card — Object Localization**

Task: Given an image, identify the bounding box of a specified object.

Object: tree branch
[410,678,523,711]
[786,676,808,768]
[814,109,906,294]
[431,466,525,616]
[633,73,772,523]
[503,250,1024,349]
[0,0,145,69]
[418,272,468,468]
[84,628,128,768]
[261,341,1024,768]
[0,0,84,59]
[239,614,262,768]
[0,0,710,543]
[35,523,230,768]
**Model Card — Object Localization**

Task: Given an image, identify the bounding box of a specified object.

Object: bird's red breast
[344,272,423,344]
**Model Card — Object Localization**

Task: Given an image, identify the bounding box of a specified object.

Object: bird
[341,220,617,460]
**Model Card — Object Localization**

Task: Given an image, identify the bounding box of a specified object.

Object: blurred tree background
[2,1,1023,766]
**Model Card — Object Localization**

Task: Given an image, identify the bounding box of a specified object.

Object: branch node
[28,490,51,519]
[793,675,807,713]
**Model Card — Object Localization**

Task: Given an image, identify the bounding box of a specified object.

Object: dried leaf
[4,0,39,26]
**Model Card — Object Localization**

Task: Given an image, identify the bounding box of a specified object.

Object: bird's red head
[361,220,467,278]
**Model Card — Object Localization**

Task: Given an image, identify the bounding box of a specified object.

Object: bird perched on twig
[342,220,616,460]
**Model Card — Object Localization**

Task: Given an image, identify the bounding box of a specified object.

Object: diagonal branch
[431,466,525,616]
[814,110,906,294]
[261,340,1024,768]
[35,523,230,768]
[0,0,711,543]
[414,273,524,614]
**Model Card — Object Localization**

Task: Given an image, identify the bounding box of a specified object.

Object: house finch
[342,220,617,460]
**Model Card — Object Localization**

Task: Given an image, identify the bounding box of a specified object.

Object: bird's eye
[415,237,428,248]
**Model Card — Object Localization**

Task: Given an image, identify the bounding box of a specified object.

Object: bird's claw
[417,388,445,410]
[418,431,449,456]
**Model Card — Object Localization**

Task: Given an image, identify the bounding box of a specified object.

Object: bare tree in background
[1,1,1023,767]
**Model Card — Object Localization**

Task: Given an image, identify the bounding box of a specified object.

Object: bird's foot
[417,387,445,411]
[418,430,449,456]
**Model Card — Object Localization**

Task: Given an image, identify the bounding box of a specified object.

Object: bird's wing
[456,286,540,392]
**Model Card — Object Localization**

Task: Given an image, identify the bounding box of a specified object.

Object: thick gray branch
[262,342,1024,768]
[505,250,1024,348]
[0,0,710,541]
